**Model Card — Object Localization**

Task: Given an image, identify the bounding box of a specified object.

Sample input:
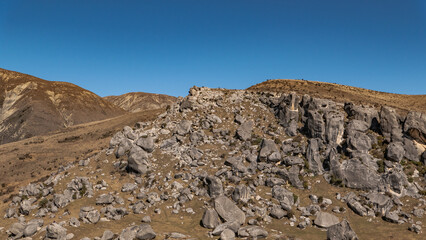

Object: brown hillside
[104,92,176,113]
[248,79,426,114]
[0,68,126,144]
[0,108,162,190]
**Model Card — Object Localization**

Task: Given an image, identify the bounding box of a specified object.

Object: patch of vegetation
[318,196,323,204]
[329,175,344,187]
[419,190,426,196]
[79,183,87,196]
[287,210,295,219]
[38,198,48,208]
[303,180,309,189]
[293,194,298,203]
[377,160,385,173]
[408,177,414,183]
[250,135,262,145]
[57,135,81,143]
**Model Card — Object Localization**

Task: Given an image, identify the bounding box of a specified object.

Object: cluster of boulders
[3,86,425,239]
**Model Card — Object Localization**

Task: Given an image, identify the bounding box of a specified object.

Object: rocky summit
[1,84,425,240]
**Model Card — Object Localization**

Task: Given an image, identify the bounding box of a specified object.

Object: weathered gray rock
[340,158,380,190]
[327,220,358,240]
[237,226,268,239]
[282,156,304,166]
[403,138,421,162]
[136,224,156,240]
[211,222,240,236]
[347,132,372,153]
[136,137,155,153]
[383,211,399,223]
[189,130,206,145]
[232,185,250,203]
[53,194,70,209]
[23,223,38,237]
[380,170,409,196]
[4,207,16,218]
[175,120,192,136]
[325,112,344,145]
[265,177,286,187]
[101,230,115,240]
[270,204,286,219]
[314,212,340,228]
[206,175,223,198]
[116,138,133,158]
[344,103,379,131]
[8,222,25,239]
[220,228,235,240]
[272,186,294,204]
[380,106,403,142]
[160,136,178,149]
[214,196,245,225]
[346,119,369,134]
[119,226,139,240]
[307,110,325,140]
[132,201,147,214]
[259,139,281,162]
[69,217,80,227]
[408,224,422,234]
[142,216,151,223]
[79,207,100,224]
[188,147,203,160]
[45,223,67,240]
[122,183,138,192]
[103,206,128,220]
[96,194,115,205]
[236,120,253,141]
[386,142,405,162]
[306,138,324,174]
[412,208,424,218]
[365,193,392,215]
[347,199,367,216]
[127,149,149,174]
[404,111,426,144]
[202,208,221,229]
[277,93,299,136]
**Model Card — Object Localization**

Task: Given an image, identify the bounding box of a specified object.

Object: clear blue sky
[0,0,425,97]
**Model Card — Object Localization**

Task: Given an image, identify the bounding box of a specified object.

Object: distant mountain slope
[0,68,126,145]
[104,92,176,113]
[248,79,426,114]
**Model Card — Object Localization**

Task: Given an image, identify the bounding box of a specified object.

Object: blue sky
[0,0,425,97]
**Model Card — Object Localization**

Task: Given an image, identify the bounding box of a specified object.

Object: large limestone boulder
[214,196,246,225]
[404,111,426,144]
[314,212,340,228]
[201,208,221,229]
[327,220,358,240]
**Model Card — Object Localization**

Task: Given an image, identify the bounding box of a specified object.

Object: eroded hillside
[0,68,126,145]
[1,86,425,240]
[104,92,176,113]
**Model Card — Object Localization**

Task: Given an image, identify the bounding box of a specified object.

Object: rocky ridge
[1,86,426,239]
